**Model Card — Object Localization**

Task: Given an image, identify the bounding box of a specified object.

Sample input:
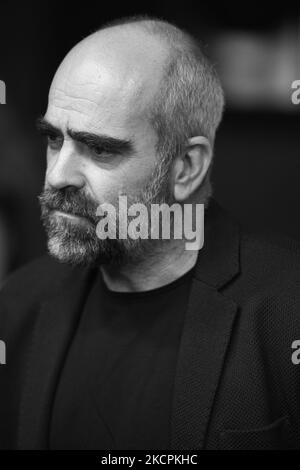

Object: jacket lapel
[170,200,240,449]
[18,265,97,449]
[170,279,238,449]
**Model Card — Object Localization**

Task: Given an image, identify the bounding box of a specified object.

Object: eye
[90,145,110,159]
[47,134,63,150]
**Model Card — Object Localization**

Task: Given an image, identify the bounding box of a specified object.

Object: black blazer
[1,199,300,450]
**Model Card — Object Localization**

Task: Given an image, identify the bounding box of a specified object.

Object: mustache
[38,187,100,224]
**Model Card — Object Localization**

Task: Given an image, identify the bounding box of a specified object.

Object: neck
[100,240,199,292]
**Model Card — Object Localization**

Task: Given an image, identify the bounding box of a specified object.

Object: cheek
[117,160,157,197]
[85,168,121,204]
[86,164,153,205]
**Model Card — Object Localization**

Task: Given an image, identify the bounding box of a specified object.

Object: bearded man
[1,17,300,450]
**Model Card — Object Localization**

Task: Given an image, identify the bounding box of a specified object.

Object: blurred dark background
[0,1,300,282]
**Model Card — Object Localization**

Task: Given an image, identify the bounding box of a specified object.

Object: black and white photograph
[0,1,300,454]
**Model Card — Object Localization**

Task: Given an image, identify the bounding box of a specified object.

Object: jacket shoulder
[228,228,300,328]
[241,229,300,283]
[0,254,72,302]
[0,254,75,337]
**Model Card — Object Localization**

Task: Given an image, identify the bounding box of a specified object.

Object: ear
[173,136,212,202]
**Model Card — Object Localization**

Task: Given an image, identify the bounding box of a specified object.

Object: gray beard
[39,156,174,267]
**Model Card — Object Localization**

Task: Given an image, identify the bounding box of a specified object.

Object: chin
[47,236,100,267]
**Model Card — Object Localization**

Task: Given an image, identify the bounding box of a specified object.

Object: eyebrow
[36,117,63,137]
[36,116,135,155]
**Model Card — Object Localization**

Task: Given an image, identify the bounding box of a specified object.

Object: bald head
[49,24,171,133]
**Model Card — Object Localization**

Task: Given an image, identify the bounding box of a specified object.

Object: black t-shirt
[49,267,194,450]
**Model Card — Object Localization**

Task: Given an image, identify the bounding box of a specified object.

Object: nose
[46,140,85,190]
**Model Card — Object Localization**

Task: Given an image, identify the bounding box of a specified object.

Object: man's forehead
[49,57,134,109]
[47,82,144,140]
[49,27,169,115]
[47,59,144,136]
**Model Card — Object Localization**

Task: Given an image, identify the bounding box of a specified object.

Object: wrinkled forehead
[47,30,169,133]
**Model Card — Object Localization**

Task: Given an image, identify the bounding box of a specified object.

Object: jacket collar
[194,198,240,289]
[18,199,240,449]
